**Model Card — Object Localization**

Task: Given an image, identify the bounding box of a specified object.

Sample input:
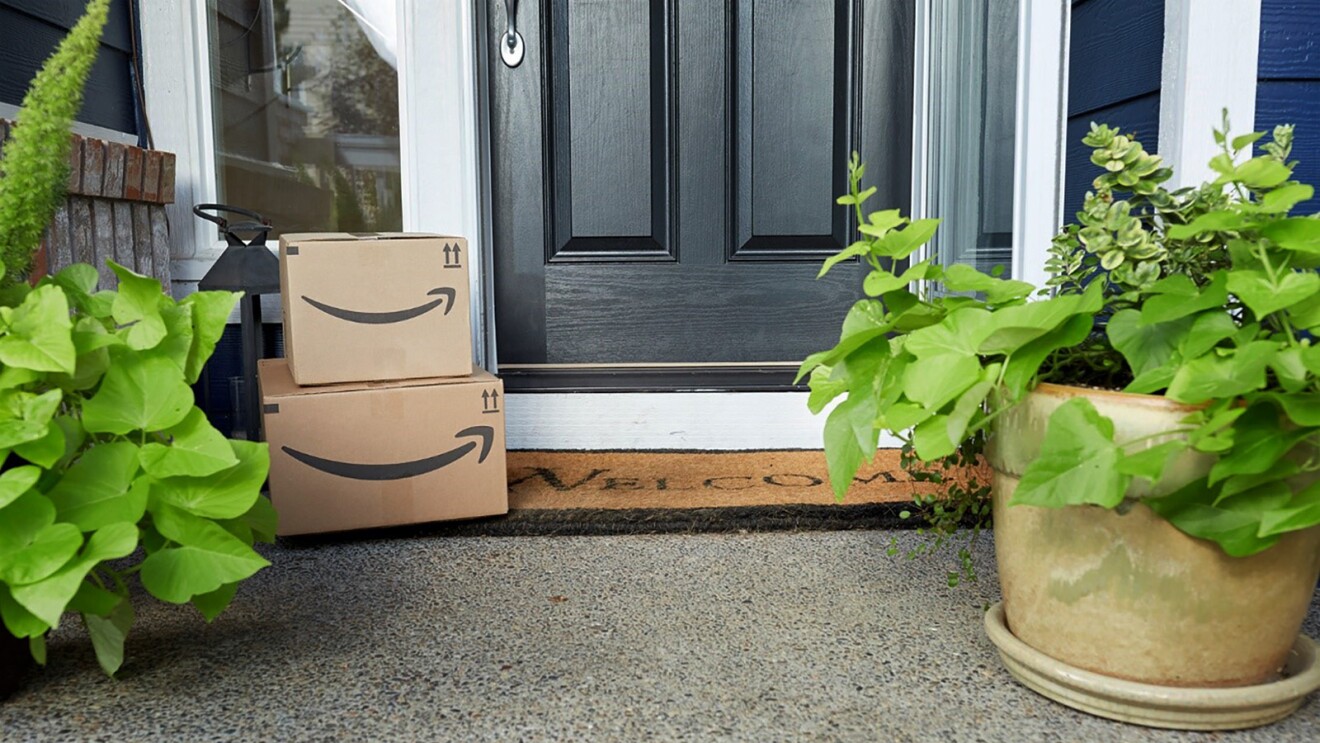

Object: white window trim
[1159,0,1262,188]
[0,102,138,146]
[138,0,222,288]
[1010,0,1070,291]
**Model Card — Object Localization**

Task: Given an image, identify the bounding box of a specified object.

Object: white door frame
[139,0,1075,451]
[1011,0,1070,291]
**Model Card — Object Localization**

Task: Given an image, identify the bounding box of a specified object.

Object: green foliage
[806,113,1320,560]
[886,442,991,588]
[0,263,275,676]
[0,1,271,676]
[0,0,111,285]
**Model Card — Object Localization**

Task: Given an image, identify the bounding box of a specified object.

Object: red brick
[67,135,83,193]
[103,142,126,199]
[123,147,144,200]
[81,139,105,197]
[158,152,176,204]
[142,150,162,203]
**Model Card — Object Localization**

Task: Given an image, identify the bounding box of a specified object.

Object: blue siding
[1064,93,1162,220]
[0,0,139,135]
[1256,0,1320,195]
[1064,0,1165,222]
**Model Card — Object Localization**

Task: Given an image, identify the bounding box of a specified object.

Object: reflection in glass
[206,0,401,237]
[925,0,1018,277]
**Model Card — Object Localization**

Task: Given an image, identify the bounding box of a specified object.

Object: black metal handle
[505,0,518,46]
[501,0,524,67]
[193,203,272,247]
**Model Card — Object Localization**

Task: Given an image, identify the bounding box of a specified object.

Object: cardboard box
[259,359,507,535]
[279,232,472,385]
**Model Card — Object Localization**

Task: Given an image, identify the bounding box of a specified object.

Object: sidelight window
[919,0,1020,278]
[204,0,402,237]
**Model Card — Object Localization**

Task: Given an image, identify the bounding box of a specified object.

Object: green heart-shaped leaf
[47,443,146,531]
[0,465,40,509]
[82,354,194,434]
[83,595,134,676]
[0,284,76,373]
[1012,397,1130,509]
[151,301,195,374]
[9,523,138,627]
[15,421,65,468]
[0,522,82,586]
[109,262,168,350]
[1227,270,1320,317]
[150,439,268,519]
[139,504,270,604]
[140,407,240,479]
[191,582,240,622]
[180,291,242,384]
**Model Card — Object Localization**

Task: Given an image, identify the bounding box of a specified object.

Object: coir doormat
[507,450,924,510]
[364,449,946,538]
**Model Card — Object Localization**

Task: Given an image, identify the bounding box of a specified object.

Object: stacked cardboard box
[258,234,508,536]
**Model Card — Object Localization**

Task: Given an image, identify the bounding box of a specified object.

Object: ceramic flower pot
[986,383,1320,688]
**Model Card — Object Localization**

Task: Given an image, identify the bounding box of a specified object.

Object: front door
[487,0,914,388]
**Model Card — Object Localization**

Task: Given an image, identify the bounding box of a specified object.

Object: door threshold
[498,364,805,393]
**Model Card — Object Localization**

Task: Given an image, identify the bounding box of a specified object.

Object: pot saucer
[984,602,1320,730]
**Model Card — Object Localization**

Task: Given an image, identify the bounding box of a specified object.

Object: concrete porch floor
[3,530,1318,742]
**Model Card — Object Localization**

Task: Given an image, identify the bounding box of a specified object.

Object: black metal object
[498,365,806,393]
[194,204,281,441]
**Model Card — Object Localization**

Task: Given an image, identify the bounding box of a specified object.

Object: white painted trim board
[506,393,904,451]
[397,0,490,368]
[1159,0,1262,188]
[1011,0,1070,292]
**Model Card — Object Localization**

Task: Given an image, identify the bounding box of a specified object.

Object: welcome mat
[506,450,926,510]
[283,450,967,543]
[312,449,945,539]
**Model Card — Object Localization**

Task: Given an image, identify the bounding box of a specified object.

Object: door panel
[734,0,852,259]
[549,0,673,260]
[488,0,913,373]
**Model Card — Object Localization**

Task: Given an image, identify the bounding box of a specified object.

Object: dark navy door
[487,0,914,385]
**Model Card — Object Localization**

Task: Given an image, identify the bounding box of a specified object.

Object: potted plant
[0,0,274,694]
[803,119,1320,728]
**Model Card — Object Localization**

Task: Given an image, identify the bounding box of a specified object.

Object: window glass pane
[206,0,401,237]
[926,0,1018,276]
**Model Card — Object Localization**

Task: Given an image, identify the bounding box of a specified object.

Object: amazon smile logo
[282,426,494,481]
[301,287,456,325]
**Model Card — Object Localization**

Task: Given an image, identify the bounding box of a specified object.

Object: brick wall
[0,119,175,289]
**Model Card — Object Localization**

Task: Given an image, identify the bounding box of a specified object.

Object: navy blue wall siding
[0,0,138,135]
[1064,0,1165,222]
[195,324,285,438]
[1256,0,1320,193]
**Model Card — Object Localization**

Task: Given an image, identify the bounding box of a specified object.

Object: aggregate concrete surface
[2,530,1318,742]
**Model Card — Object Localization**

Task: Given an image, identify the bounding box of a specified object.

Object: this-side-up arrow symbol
[282,426,494,481]
[483,389,501,413]
[444,242,463,269]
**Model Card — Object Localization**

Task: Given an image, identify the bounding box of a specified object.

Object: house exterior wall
[1063,0,1165,221]
[0,119,175,289]
[0,0,139,136]
[1256,0,1320,189]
